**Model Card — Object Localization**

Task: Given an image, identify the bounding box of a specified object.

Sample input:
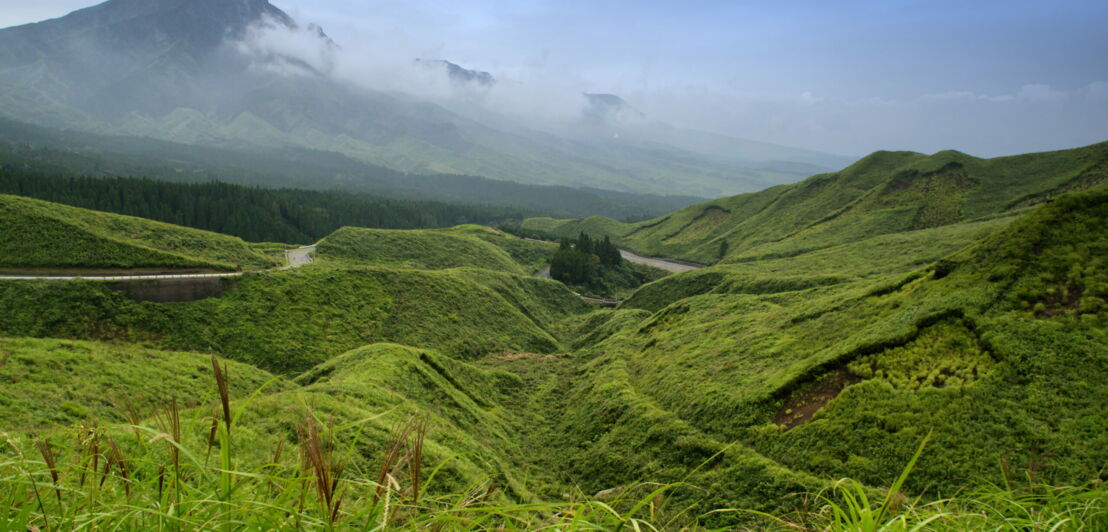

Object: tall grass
[0,362,715,530]
[1,367,1104,531]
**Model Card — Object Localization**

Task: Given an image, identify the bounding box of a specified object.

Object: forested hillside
[0,166,533,244]
[0,117,702,220]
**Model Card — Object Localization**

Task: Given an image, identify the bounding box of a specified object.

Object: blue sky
[4,0,1107,156]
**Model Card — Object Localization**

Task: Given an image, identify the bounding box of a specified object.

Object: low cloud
[236,16,338,77]
[232,13,1107,159]
[234,18,595,127]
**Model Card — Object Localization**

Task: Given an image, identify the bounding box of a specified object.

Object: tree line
[550,232,623,285]
[0,166,530,243]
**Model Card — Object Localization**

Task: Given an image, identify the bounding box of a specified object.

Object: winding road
[535,248,703,307]
[0,245,317,281]
[282,245,317,270]
[0,239,696,309]
[536,249,700,279]
[618,249,703,273]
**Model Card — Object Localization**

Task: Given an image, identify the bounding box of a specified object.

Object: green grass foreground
[1,364,1104,530]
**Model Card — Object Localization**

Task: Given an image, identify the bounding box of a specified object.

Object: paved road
[283,245,316,270]
[619,250,702,273]
[534,248,702,306]
[534,250,700,278]
[0,244,317,281]
[0,272,245,281]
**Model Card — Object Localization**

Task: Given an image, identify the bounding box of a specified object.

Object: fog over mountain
[0,0,855,198]
[3,0,1106,161]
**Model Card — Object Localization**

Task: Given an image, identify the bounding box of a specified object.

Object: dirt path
[0,244,317,281]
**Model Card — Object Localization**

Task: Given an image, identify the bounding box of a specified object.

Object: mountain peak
[1,0,295,50]
[416,59,496,87]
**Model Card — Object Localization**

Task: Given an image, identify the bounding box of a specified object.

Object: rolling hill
[315,226,532,274]
[0,151,1104,528]
[523,141,1108,264]
[0,194,278,271]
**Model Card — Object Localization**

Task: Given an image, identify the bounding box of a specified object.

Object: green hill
[0,194,278,271]
[0,266,586,374]
[315,225,546,274]
[1,339,556,504]
[0,170,1104,528]
[539,190,1107,520]
[523,142,1108,264]
[0,336,290,429]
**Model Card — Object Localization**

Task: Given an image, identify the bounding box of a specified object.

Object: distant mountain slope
[0,117,703,220]
[0,0,843,197]
[0,194,278,271]
[524,141,1108,263]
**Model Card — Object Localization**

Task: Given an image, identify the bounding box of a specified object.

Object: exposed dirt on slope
[774,368,861,429]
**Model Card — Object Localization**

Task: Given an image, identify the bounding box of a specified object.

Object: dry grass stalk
[75,419,101,488]
[267,439,286,497]
[297,415,346,526]
[205,405,219,463]
[407,418,427,504]
[460,479,499,510]
[34,438,62,505]
[210,355,232,438]
[115,396,144,443]
[373,415,428,506]
[154,398,183,503]
[154,399,182,474]
[107,438,131,498]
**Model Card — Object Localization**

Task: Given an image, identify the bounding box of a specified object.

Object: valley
[0,0,1104,530]
[0,143,1104,529]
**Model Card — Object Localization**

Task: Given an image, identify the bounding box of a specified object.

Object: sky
[4,0,1107,157]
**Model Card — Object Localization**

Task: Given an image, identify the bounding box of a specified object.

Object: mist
[4,0,1106,160]
[237,0,1108,159]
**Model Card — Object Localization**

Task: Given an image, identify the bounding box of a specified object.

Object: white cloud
[236,17,337,77]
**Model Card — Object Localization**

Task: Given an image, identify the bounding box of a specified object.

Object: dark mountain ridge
[417,59,496,87]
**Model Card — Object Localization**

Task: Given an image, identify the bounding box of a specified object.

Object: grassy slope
[161,342,552,499]
[316,226,528,274]
[0,341,551,513]
[281,343,548,497]
[0,336,289,429]
[456,224,558,273]
[526,190,1106,524]
[0,171,1104,528]
[0,194,278,271]
[623,214,1016,312]
[522,142,1108,264]
[0,266,586,374]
